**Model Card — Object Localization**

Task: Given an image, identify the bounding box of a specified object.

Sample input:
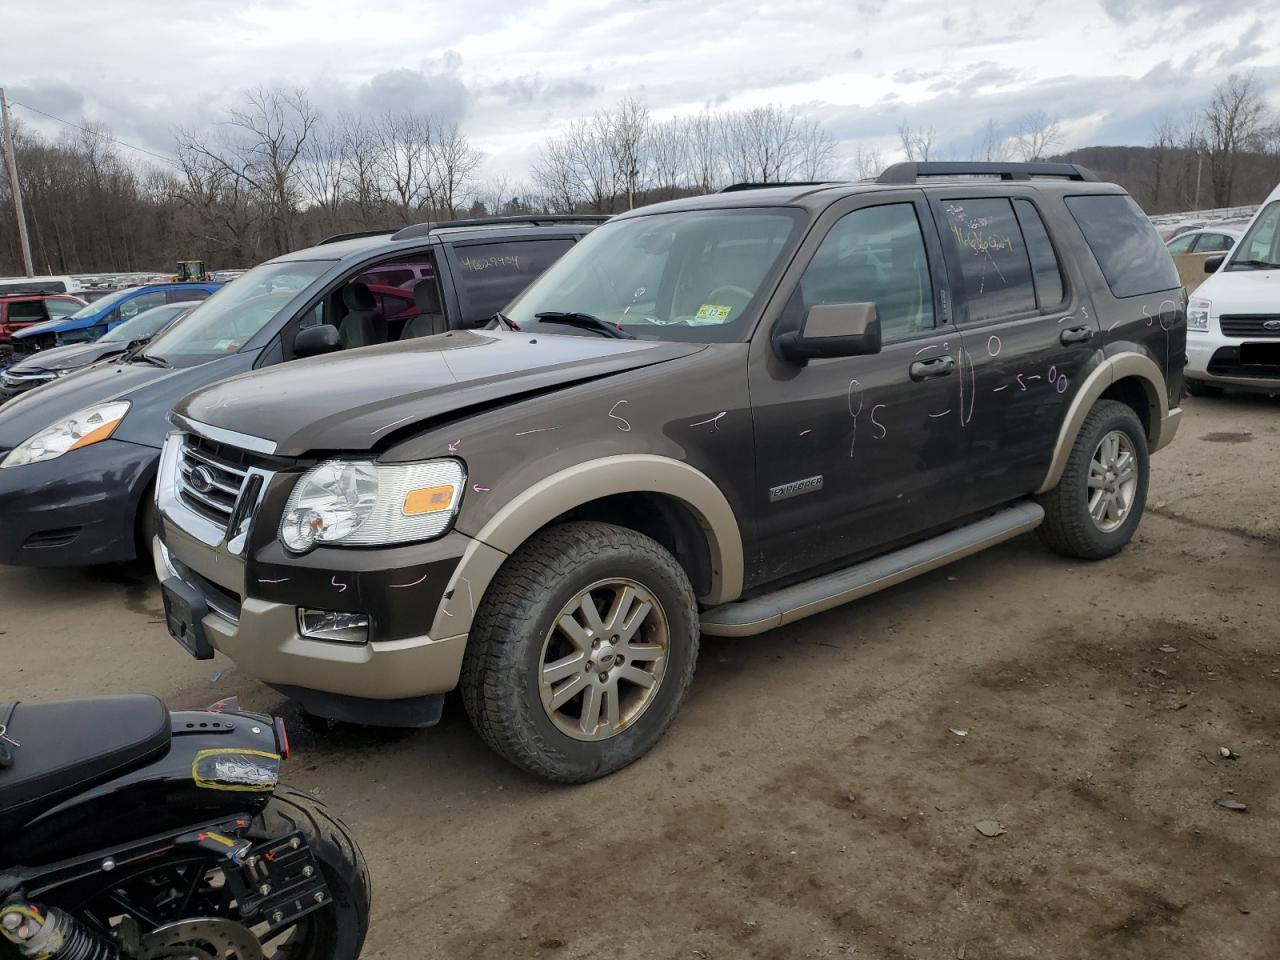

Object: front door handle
[909,355,956,381]
[1060,325,1092,345]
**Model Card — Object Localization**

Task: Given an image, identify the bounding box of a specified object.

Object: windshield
[144,261,328,364]
[1228,200,1280,269]
[100,304,184,343]
[66,286,137,320]
[505,208,805,342]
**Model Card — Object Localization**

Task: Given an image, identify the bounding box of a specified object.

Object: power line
[8,98,180,167]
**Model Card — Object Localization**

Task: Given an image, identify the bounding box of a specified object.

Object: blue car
[12,283,221,353]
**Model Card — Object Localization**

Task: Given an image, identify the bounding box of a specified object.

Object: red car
[0,293,87,346]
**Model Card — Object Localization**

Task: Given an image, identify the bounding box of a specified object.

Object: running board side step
[700,501,1044,637]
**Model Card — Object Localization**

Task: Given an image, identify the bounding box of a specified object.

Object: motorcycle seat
[0,695,171,814]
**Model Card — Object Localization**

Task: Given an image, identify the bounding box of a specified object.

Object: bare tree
[376,111,434,220]
[299,119,347,236]
[850,144,885,180]
[339,116,385,228]
[897,123,936,162]
[609,97,649,208]
[795,118,837,180]
[1012,111,1062,162]
[973,118,1010,162]
[430,120,482,217]
[1203,72,1271,207]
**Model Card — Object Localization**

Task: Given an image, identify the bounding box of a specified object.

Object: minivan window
[144,261,328,365]
[797,203,935,341]
[1228,201,1280,269]
[941,198,1037,322]
[1065,194,1179,297]
[65,286,138,320]
[507,210,804,342]
[457,239,575,324]
[1013,199,1065,309]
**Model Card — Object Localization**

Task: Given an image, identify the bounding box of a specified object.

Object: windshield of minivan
[1228,200,1280,269]
[99,304,185,343]
[143,261,327,364]
[505,209,804,342]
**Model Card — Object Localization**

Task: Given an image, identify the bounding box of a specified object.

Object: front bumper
[0,437,158,566]
[154,430,477,703]
[1186,334,1280,390]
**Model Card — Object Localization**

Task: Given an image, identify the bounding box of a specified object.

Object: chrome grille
[177,435,251,529]
[1220,314,1280,338]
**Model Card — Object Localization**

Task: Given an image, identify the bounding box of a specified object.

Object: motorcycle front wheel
[62,786,370,959]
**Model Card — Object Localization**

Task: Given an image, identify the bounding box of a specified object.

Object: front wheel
[1037,399,1149,561]
[460,521,700,783]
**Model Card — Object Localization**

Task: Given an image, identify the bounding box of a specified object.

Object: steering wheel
[707,285,754,303]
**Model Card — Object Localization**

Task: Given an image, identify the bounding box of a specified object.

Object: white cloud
[4,0,1279,180]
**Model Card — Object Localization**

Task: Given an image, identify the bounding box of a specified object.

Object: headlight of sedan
[0,400,131,468]
[279,458,465,552]
[1187,297,1211,332]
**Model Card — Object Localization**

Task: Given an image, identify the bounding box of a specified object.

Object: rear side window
[1013,199,1065,309]
[454,239,575,324]
[9,302,47,322]
[1065,194,1179,298]
[1194,233,1233,253]
[171,288,212,303]
[940,198,1037,322]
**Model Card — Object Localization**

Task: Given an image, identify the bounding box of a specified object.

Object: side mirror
[1204,254,1226,274]
[294,324,342,358]
[775,302,882,362]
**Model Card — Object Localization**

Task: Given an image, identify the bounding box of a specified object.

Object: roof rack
[876,161,1098,184]
[719,181,839,193]
[318,229,397,245]
[390,214,611,242]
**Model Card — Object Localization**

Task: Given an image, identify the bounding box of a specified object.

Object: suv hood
[177,330,705,456]
[1198,266,1280,311]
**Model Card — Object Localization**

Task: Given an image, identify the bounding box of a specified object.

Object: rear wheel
[461,521,699,783]
[1184,378,1224,398]
[1037,399,1149,561]
[58,787,369,959]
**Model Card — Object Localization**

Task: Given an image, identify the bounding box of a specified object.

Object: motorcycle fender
[7,710,282,867]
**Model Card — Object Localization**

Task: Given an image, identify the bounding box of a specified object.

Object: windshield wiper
[129,352,170,368]
[533,311,635,339]
[487,312,521,331]
[1228,258,1280,270]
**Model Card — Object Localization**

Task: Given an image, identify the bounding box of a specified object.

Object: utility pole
[1,88,35,277]
[1193,150,1203,212]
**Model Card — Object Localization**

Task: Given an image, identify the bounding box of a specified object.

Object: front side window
[507,210,804,342]
[1065,194,1179,297]
[940,198,1037,322]
[1228,202,1280,269]
[46,299,83,318]
[9,301,47,322]
[145,261,329,365]
[116,290,167,321]
[457,239,575,325]
[795,203,935,342]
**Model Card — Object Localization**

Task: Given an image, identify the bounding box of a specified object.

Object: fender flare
[430,455,745,637]
[1037,351,1172,494]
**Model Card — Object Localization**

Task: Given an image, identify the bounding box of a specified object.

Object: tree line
[2,74,1278,276]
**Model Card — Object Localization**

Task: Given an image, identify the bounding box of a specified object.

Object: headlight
[1187,297,1211,332]
[0,400,130,468]
[280,458,465,552]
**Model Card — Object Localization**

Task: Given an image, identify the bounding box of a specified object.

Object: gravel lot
[3,393,1278,959]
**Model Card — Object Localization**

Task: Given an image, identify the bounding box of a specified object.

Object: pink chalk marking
[473,484,491,493]
[447,439,460,453]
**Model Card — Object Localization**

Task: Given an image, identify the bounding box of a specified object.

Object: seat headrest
[343,282,375,311]
[413,279,442,314]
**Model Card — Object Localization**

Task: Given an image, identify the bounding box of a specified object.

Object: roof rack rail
[318,229,397,245]
[876,161,1098,184]
[390,214,612,242]
[719,181,839,193]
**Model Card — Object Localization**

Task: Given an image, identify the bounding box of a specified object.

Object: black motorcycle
[0,695,369,959]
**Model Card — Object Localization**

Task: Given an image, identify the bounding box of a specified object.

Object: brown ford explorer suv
[156,162,1186,783]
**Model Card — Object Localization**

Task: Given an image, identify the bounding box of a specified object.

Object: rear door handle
[1060,325,1092,345]
[909,355,956,381]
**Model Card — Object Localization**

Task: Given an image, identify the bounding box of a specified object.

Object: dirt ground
[3,392,1279,960]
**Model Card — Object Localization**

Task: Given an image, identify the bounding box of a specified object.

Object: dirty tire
[252,786,371,959]
[1037,399,1149,561]
[1184,378,1224,398]
[460,521,699,783]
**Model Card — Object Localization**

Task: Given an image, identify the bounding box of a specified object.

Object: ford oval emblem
[188,465,217,494]
[1264,319,1280,331]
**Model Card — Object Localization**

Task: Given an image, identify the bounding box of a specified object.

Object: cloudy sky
[5,0,1279,180]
